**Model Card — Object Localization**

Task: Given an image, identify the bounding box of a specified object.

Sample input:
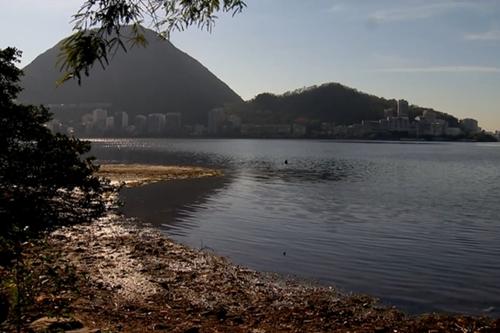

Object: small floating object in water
[284,160,288,165]
[283,251,287,256]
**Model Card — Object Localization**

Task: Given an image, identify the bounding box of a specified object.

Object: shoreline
[2,164,499,332]
[6,215,499,333]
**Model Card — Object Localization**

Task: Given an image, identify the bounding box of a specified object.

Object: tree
[60,0,246,83]
[0,47,106,249]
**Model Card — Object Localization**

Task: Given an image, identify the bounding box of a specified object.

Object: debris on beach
[2,215,498,332]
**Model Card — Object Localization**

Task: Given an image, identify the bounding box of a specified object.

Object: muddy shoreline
[1,164,499,332]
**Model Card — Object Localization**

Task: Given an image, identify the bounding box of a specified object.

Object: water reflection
[119,175,231,229]
[92,139,500,317]
[91,139,373,184]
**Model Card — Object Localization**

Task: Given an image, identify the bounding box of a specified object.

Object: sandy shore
[97,164,222,187]
[1,164,499,332]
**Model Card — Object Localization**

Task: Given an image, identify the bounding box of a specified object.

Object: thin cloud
[369,1,481,23]
[328,4,345,13]
[465,29,500,41]
[376,66,500,73]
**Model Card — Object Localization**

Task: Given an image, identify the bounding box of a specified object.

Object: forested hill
[235,83,458,126]
[18,26,242,124]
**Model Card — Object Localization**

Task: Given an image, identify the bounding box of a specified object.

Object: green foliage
[239,83,393,125]
[0,47,106,246]
[470,131,498,142]
[59,0,246,83]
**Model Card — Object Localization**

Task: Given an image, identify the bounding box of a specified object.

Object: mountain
[19,27,242,124]
[233,83,458,126]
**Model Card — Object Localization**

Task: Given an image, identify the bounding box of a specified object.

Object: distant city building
[114,111,129,130]
[241,124,291,137]
[227,115,242,129]
[384,108,396,118]
[445,127,463,137]
[361,120,389,136]
[460,118,480,134]
[208,108,226,134]
[397,99,409,117]
[81,113,94,135]
[92,108,108,131]
[165,112,182,133]
[105,116,115,130]
[134,115,147,134]
[147,113,166,135]
[192,124,207,136]
[292,123,307,137]
[388,116,410,132]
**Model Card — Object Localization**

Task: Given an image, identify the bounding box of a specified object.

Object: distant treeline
[228,83,459,126]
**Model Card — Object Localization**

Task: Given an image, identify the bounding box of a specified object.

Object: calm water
[91,139,500,316]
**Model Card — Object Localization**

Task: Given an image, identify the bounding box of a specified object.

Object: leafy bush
[0,47,106,251]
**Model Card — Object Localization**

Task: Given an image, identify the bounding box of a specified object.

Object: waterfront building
[192,124,207,136]
[114,111,129,130]
[241,124,292,138]
[134,115,147,135]
[147,113,166,135]
[81,113,94,135]
[397,100,409,117]
[332,125,348,137]
[105,116,115,131]
[446,127,463,137]
[292,123,307,137]
[166,112,182,134]
[228,115,242,129]
[208,108,226,134]
[92,108,108,131]
[362,120,384,132]
[415,117,447,137]
[384,108,396,118]
[346,124,365,138]
[388,116,410,132]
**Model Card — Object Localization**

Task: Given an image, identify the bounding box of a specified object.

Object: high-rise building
[105,116,115,131]
[166,112,182,133]
[92,108,108,131]
[208,108,226,134]
[114,111,129,130]
[147,113,166,135]
[134,115,147,134]
[397,100,409,117]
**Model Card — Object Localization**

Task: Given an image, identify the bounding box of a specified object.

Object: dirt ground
[2,216,499,332]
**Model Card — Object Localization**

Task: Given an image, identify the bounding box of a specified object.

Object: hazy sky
[1,0,499,130]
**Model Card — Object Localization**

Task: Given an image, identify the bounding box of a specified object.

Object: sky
[1,0,500,130]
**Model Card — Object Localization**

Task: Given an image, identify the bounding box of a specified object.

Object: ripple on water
[94,139,500,316]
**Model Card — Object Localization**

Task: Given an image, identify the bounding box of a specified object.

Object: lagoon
[91,139,500,316]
